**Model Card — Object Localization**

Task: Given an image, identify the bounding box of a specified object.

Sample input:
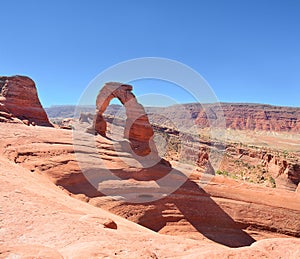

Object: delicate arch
[89,82,154,156]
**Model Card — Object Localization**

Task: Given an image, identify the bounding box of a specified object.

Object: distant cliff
[149,103,300,133]
[195,103,300,132]
[45,102,300,133]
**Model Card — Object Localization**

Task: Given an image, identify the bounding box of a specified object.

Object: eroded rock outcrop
[0,75,52,127]
[88,82,154,156]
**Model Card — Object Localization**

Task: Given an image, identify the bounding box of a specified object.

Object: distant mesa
[0,75,52,127]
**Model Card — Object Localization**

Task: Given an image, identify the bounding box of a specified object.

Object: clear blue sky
[0,0,299,107]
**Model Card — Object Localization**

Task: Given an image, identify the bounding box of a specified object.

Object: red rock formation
[89,82,154,156]
[1,123,299,244]
[194,103,300,132]
[0,75,52,127]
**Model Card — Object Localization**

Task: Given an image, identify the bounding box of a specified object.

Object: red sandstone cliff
[0,75,52,127]
[194,103,300,132]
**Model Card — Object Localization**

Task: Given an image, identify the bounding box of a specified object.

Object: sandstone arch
[89,82,155,156]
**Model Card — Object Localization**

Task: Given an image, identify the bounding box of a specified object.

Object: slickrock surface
[0,122,299,257]
[0,156,216,258]
[0,75,52,127]
[1,123,300,258]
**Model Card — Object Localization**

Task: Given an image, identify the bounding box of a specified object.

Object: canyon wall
[192,103,300,132]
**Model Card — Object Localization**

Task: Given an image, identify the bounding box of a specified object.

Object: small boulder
[103,219,117,229]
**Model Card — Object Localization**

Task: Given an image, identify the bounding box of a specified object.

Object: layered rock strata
[0,75,52,127]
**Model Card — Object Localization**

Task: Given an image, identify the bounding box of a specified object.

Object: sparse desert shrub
[231,174,238,179]
[216,170,230,177]
[269,176,276,188]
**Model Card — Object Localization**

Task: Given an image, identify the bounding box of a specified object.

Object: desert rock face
[193,103,300,132]
[0,75,52,127]
[89,82,155,156]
